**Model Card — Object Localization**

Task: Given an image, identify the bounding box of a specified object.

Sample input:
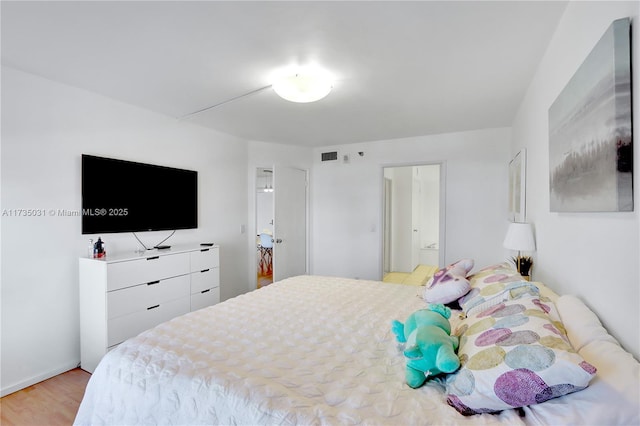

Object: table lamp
[503,222,536,278]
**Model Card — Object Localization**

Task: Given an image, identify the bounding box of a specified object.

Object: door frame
[380,161,446,280]
[253,165,310,290]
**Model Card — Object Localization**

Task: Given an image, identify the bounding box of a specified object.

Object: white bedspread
[76,275,640,425]
[76,275,526,425]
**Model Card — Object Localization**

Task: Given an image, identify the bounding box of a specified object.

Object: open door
[272,166,308,282]
[256,168,274,288]
[382,164,444,279]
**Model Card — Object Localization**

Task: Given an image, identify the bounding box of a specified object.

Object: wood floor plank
[0,368,90,426]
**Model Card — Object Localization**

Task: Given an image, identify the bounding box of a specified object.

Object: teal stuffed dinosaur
[391,304,460,388]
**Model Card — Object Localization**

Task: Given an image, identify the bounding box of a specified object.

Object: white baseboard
[1,360,80,397]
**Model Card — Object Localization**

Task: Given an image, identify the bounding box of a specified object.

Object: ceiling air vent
[321,151,338,162]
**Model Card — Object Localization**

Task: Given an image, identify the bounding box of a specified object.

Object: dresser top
[80,243,219,263]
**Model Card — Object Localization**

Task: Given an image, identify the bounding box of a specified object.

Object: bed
[74,268,640,425]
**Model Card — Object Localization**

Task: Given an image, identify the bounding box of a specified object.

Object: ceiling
[1,1,568,147]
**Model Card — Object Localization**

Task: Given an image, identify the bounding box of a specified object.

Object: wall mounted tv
[82,155,198,234]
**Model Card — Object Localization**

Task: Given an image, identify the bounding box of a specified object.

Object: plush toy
[391,304,460,388]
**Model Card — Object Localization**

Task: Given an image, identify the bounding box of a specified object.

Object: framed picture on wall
[548,18,632,212]
[508,149,526,222]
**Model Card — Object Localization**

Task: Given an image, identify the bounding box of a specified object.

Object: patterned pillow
[458,263,524,311]
[423,259,474,304]
[446,292,597,415]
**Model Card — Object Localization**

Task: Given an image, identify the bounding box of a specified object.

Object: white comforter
[75,276,639,425]
[76,276,525,425]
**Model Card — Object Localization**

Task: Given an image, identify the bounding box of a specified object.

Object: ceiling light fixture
[179,66,333,120]
[271,67,333,103]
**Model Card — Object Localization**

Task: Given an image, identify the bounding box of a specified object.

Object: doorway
[256,168,274,288]
[255,166,308,288]
[382,164,444,278]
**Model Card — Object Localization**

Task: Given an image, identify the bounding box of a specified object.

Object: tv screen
[82,155,197,234]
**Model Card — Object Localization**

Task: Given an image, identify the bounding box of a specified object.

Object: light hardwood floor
[0,368,90,426]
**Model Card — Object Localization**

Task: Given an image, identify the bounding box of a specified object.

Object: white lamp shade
[503,222,536,252]
[272,68,333,103]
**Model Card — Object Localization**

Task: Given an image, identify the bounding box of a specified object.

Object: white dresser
[79,244,220,373]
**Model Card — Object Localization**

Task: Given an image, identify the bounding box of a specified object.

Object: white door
[383,178,392,274]
[411,171,421,269]
[273,166,307,281]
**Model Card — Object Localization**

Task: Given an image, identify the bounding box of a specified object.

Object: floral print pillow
[459,262,525,312]
[446,292,596,414]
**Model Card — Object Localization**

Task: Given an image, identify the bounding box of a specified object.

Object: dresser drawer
[107,275,190,319]
[190,267,220,294]
[107,296,190,347]
[190,286,220,312]
[190,247,219,272]
[107,253,190,291]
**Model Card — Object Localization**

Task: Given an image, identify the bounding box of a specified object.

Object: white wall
[512,1,639,358]
[311,127,511,280]
[1,67,251,395]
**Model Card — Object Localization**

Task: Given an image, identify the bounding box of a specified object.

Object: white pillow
[555,295,619,351]
[521,295,639,425]
[523,339,640,425]
[423,259,474,304]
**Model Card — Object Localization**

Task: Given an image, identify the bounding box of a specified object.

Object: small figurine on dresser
[93,237,106,258]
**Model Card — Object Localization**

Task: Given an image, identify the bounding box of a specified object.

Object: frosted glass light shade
[272,69,333,103]
[503,222,536,252]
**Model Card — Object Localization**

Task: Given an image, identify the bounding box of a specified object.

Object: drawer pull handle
[147,304,160,310]
[200,248,209,252]
[147,280,160,286]
[200,269,210,273]
[146,256,160,261]
[201,289,210,294]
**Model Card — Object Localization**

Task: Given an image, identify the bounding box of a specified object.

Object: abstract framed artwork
[509,149,526,222]
[549,18,633,212]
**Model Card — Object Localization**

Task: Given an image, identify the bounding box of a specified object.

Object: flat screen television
[82,155,198,234]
